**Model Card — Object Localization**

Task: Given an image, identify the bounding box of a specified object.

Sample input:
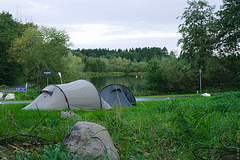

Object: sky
[1,0,223,53]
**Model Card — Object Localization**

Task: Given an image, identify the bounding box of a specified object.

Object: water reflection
[89,75,146,96]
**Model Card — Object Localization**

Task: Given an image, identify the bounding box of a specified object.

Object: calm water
[89,75,146,96]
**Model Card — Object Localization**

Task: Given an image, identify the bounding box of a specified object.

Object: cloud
[67,23,180,48]
[0,0,222,52]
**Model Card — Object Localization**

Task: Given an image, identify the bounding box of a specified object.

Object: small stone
[61,111,80,119]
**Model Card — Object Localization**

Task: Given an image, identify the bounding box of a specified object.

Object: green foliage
[14,87,41,100]
[70,47,166,75]
[0,92,239,159]
[172,0,240,93]
[0,11,23,85]
[201,56,239,91]
[84,57,106,72]
[145,58,166,94]
[73,47,169,62]
[82,55,148,74]
[0,11,23,58]
[0,59,20,85]
[62,54,86,81]
[8,26,72,86]
[216,0,240,55]
[178,0,217,69]
[14,143,82,160]
[160,57,197,93]
[145,57,198,94]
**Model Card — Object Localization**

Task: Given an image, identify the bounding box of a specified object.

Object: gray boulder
[4,93,15,100]
[61,111,80,119]
[201,93,211,97]
[62,122,119,160]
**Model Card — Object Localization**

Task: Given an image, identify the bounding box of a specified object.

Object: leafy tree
[9,26,71,86]
[0,11,23,85]
[131,62,147,73]
[62,53,85,81]
[160,57,197,93]
[178,0,218,70]
[0,11,23,58]
[96,58,107,72]
[145,58,166,94]
[203,57,232,90]
[216,0,240,55]
[84,57,98,72]
[177,0,240,92]
[84,57,107,72]
[0,59,20,85]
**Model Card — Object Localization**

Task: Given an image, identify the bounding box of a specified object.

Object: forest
[0,0,239,94]
[71,47,171,73]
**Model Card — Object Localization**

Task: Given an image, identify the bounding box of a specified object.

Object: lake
[89,75,147,96]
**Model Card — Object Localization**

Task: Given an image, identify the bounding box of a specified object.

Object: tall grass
[0,92,239,159]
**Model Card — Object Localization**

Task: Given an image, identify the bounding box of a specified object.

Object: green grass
[14,89,41,100]
[136,93,199,98]
[135,92,226,98]
[0,92,239,159]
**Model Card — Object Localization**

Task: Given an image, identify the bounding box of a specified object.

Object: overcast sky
[1,0,223,53]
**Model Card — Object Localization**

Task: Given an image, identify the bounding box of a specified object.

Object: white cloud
[0,0,222,51]
[66,23,180,48]
[67,24,124,45]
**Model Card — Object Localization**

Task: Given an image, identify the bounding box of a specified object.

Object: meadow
[0,92,239,159]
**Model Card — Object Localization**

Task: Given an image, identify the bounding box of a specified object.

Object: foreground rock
[62,122,119,160]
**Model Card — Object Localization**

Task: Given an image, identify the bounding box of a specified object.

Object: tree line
[73,47,170,62]
[71,47,171,73]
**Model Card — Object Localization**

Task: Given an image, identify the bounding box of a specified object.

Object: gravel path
[0,101,32,104]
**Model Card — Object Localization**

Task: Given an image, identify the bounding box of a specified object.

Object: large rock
[201,93,211,97]
[62,122,119,160]
[4,93,15,100]
[0,92,3,99]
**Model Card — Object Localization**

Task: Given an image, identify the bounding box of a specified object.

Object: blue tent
[100,84,136,107]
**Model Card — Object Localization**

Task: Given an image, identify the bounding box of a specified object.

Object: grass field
[0,92,239,159]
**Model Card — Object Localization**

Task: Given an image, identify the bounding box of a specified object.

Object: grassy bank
[135,92,225,98]
[85,72,145,77]
[85,72,125,77]
[0,92,239,159]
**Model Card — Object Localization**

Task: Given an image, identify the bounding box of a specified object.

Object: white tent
[23,79,112,110]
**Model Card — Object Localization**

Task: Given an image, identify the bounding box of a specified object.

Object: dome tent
[23,79,111,110]
[100,84,136,107]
